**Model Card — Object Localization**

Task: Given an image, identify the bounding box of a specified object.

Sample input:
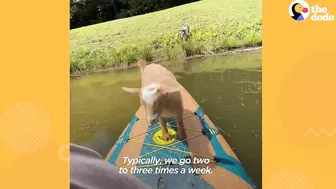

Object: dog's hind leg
[176,114,186,140]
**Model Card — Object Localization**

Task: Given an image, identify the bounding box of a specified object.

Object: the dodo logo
[289,0,335,21]
[289,0,310,21]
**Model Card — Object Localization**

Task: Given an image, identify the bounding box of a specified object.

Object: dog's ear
[122,87,141,96]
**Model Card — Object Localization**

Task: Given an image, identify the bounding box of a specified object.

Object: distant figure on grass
[180,23,192,41]
[180,23,192,58]
[122,60,187,141]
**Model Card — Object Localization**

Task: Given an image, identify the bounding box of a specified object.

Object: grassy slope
[70,0,262,74]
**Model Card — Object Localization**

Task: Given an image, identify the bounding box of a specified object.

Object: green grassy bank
[70,0,262,74]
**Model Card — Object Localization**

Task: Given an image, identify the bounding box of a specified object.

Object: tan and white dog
[122,60,186,141]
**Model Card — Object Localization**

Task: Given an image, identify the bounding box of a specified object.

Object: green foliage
[70,0,199,29]
[70,0,262,74]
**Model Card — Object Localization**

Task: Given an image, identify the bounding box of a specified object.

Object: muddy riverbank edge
[70,46,262,78]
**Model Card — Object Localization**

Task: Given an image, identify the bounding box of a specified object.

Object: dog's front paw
[161,133,173,141]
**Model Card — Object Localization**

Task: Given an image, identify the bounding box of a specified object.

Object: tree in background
[70,0,199,29]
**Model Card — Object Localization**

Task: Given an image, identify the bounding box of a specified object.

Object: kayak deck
[105,85,256,189]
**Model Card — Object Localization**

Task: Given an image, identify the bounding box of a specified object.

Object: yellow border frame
[263,0,336,188]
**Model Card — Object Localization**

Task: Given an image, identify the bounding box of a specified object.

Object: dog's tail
[136,60,148,75]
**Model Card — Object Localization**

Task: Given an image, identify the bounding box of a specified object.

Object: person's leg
[70,144,152,189]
